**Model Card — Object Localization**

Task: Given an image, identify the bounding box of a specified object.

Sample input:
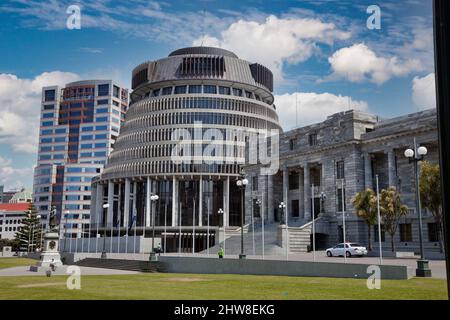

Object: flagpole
[117,210,121,254]
[164,203,167,254]
[376,174,383,265]
[95,210,99,256]
[342,180,347,264]
[262,193,265,260]
[193,198,196,255]
[81,222,84,253]
[312,184,316,262]
[179,203,182,254]
[87,214,91,254]
[125,219,129,255]
[110,220,113,255]
[133,207,137,260]
[207,197,210,256]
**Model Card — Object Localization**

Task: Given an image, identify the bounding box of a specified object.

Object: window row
[125,112,276,131]
[109,143,245,163]
[140,84,271,105]
[115,127,248,149]
[103,161,242,177]
[128,97,277,121]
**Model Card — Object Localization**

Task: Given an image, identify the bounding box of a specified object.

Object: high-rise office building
[33,80,129,239]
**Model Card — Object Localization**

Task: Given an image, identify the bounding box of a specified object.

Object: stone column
[298,169,304,219]
[146,176,151,227]
[123,178,130,229]
[95,184,103,225]
[117,182,122,227]
[172,176,178,227]
[107,180,114,225]
[364,152,373,189]
[282,166,289,224]
[91,184,97,226]
[198,176,203,227]
[387,150,396,187]
[303,164,311,220]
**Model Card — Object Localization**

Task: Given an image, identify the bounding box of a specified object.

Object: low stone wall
[159,256,412,280]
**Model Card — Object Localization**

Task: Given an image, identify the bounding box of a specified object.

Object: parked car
[326,243,368,257]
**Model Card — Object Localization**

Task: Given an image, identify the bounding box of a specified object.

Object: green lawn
[0,272,447,300]
[0,257,37,270]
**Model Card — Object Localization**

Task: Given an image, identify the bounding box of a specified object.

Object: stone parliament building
[244,108,441,253]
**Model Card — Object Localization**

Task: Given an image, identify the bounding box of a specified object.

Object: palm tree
[419,161,444,253]
[352,188,378,251]
[379,187,408,252]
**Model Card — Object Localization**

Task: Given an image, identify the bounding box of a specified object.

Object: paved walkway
[0,265,140,277]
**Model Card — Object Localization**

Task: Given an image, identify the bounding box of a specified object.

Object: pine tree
[14,204,43,252]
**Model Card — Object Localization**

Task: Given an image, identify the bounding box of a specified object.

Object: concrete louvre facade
[91,47,281,253]
[244,108,441,253]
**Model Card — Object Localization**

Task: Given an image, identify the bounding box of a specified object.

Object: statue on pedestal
[30,206,63,272]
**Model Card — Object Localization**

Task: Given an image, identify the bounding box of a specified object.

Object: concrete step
[74,258,167,273]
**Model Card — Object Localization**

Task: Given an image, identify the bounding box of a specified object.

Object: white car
[326,243,368,257]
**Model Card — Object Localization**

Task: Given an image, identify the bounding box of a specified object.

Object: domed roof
[168,46,238,58]
[10,189,32,203]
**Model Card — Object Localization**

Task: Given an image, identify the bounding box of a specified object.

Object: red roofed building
[0,203,31,240]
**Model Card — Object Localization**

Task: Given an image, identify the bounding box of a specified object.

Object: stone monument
[30,209,63,272]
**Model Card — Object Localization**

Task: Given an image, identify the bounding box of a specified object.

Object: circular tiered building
[91,47,281,252]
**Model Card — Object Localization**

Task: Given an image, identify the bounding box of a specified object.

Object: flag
[128,208,137,233]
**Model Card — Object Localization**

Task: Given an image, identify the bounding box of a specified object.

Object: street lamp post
[36,215,41,252]
[375,174,383,265]
[101,203,109,259]
[150,194,159,261]
[218,208,225,255]
[404,139,432,277]
[255,199,263,259]
[278,201,287,260]
[64,213,69,252]
[236,172,248,260]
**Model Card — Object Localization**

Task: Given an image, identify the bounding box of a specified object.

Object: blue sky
[0,0,436,190]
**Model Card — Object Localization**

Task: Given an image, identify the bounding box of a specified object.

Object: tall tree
[379,187,409,252]
[352,188,378,251]
[14,204,42,252]
[419,161,444,253]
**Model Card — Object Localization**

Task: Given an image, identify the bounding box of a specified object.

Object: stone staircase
[288,221,313,253]
[74,258,167,273]
[224,224,249,237]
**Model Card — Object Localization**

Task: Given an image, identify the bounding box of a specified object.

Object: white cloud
[328,43,423,85]
[0,71,80,153]
[274,92,369,130]
[193,15,350,82]
[412,73,436,110]
[0,156,33,190]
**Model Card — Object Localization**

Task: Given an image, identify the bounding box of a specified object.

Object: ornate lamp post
[278,201,288,259]
[236,171,248,260]
[36,215,42,251]
[255,199,264,259]
[404,139,432,277]
[319,191,327,214]
[218,208,225,255]
[278,202,286,224]
[150,194,159,261]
